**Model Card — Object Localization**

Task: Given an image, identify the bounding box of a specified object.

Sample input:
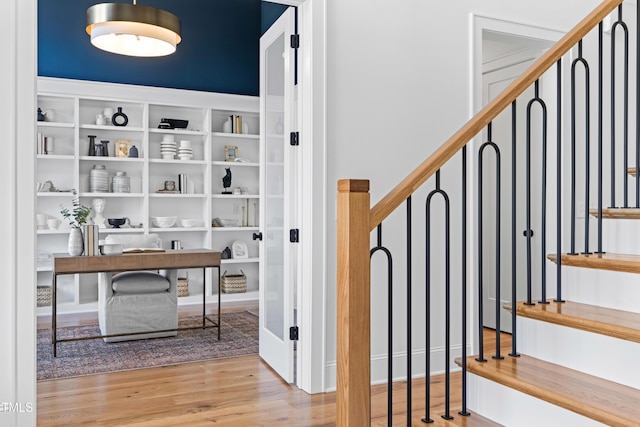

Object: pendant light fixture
[86,1,181,57]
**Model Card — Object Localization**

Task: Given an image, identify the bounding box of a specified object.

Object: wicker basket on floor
[37,285,51,307]
[221,270,247,294]
[177,277,189,297]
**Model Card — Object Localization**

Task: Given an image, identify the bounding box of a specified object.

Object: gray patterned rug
[37,311,258,381]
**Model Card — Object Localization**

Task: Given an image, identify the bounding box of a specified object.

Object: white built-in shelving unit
[36,77,261,315]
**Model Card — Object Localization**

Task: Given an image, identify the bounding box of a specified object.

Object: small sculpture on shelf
[222,168,232,194]
[92,198,106,228]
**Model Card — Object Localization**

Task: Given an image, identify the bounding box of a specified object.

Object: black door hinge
[289,326,299,341]
[290,132,299,146]
[290,229,299,243]
[291,34,300,49]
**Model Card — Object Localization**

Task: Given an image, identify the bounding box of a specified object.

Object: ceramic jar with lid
[89,164,109,193]
[111,171,131,193]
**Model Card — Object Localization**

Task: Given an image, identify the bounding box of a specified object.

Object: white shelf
[37,154,74,161]
[212,160,259,167]
[79,192,145,198]
[149,158,207,165]
[221,257,259,264]
[79,156,144,163]
[80,124,145,132]
[149,193,208,199]
[149,128,207,136]
[37,192,74,197]
[212,227,259,232]
[99,228,145,234]
[37,229,70,235]
[211,194,260,199]
[150,227,209,233]
[37,121,74,129]
[211,132,259,139]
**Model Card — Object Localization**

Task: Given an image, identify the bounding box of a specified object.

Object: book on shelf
[123,248,166,254]
[230,114,243,134]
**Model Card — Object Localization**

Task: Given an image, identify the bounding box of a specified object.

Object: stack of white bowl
[160,134,177,159]
[178,140,193,160]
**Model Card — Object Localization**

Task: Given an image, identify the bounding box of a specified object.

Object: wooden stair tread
[628,167,638,177]
[441,411,503,427]
[514,300,640,343]
[589,207,640,219]
[548,252,640,274]
[457,355,640,427]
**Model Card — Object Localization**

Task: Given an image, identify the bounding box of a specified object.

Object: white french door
[258,7,297,383]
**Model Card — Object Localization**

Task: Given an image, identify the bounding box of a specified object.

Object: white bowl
[179,218,197,228]
[151,216,177,228]
[100,243,123,256]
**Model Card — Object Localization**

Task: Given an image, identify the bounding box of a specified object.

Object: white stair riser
[517,317,640,390]
[468,373,604,427]
[603,219,640,254]
[561,267,640,314]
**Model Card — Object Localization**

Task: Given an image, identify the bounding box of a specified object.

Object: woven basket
[221,270,247,294]
[37,285,51,307]
[177,277,189,297]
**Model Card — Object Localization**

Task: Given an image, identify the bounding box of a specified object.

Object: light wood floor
[37,310,511,426]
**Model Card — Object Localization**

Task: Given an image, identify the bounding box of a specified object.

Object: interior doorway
[472,16,565,336]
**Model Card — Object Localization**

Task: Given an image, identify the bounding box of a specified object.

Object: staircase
[336,0,640,426]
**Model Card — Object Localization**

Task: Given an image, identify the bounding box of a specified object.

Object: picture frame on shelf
[115,139,131,157]
[231,240,248,259]
[224,145,238,162]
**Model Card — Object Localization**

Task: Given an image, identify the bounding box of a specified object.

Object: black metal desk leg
[217,266,221,340]
[202,268,206,329]
[52,273,57,357]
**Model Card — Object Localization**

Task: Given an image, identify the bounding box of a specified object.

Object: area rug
[37,311,258,381]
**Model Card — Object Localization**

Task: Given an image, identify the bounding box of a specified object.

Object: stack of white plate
[161,135,176,160]
[178,140,193,160]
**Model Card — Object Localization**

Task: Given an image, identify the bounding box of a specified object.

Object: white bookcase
[35,77,261,315]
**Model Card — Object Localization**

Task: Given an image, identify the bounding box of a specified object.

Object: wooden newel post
[336,179,371,426]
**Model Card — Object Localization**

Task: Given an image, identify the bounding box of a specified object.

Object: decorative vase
[223,117,232,133]
[68,227,84,256]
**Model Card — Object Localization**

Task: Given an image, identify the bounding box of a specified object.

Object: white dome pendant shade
[86,2,181,57]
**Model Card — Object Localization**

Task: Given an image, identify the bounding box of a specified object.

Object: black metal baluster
[555,59,566,304]
[479,124,504,359]
[460,146,471,415]
[597,22,605,254]
[406,196,412,427]
[570,41,591,255]
[529,81,550,304]
[570,50,578,256]
[510,101,521,356]
[610,6,629,207]
[525,86,534,305]
[424,170,453,422]
[476,147,487,361]
[370,225,393,426]
[423,192,434,424]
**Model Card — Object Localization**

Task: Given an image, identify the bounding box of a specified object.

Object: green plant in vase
[60,190,91,256]
[60,190,91,228]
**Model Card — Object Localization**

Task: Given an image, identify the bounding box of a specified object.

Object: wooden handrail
[369,0,623,231]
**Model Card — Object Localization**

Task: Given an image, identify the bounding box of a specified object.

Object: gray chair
[98,234,178,342]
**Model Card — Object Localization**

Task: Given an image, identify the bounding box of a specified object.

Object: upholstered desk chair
[98,234,178,342]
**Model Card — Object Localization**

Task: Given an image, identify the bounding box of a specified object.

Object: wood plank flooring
[37,312,510,426]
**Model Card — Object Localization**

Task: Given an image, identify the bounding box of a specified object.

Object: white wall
[1,0,37,425]
[324,0,604,389]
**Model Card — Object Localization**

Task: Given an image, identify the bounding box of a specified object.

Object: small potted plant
[60,190,91,255]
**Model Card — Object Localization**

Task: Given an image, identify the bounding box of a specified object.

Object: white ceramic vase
[68,227,84,256]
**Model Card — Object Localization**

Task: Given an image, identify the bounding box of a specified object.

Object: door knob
[253,232,263,241]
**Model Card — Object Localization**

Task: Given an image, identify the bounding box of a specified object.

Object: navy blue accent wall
[39,0,265,95]
[261,2,289,35]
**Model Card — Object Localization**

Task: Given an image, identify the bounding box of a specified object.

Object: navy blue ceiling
[38,0,288,96]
